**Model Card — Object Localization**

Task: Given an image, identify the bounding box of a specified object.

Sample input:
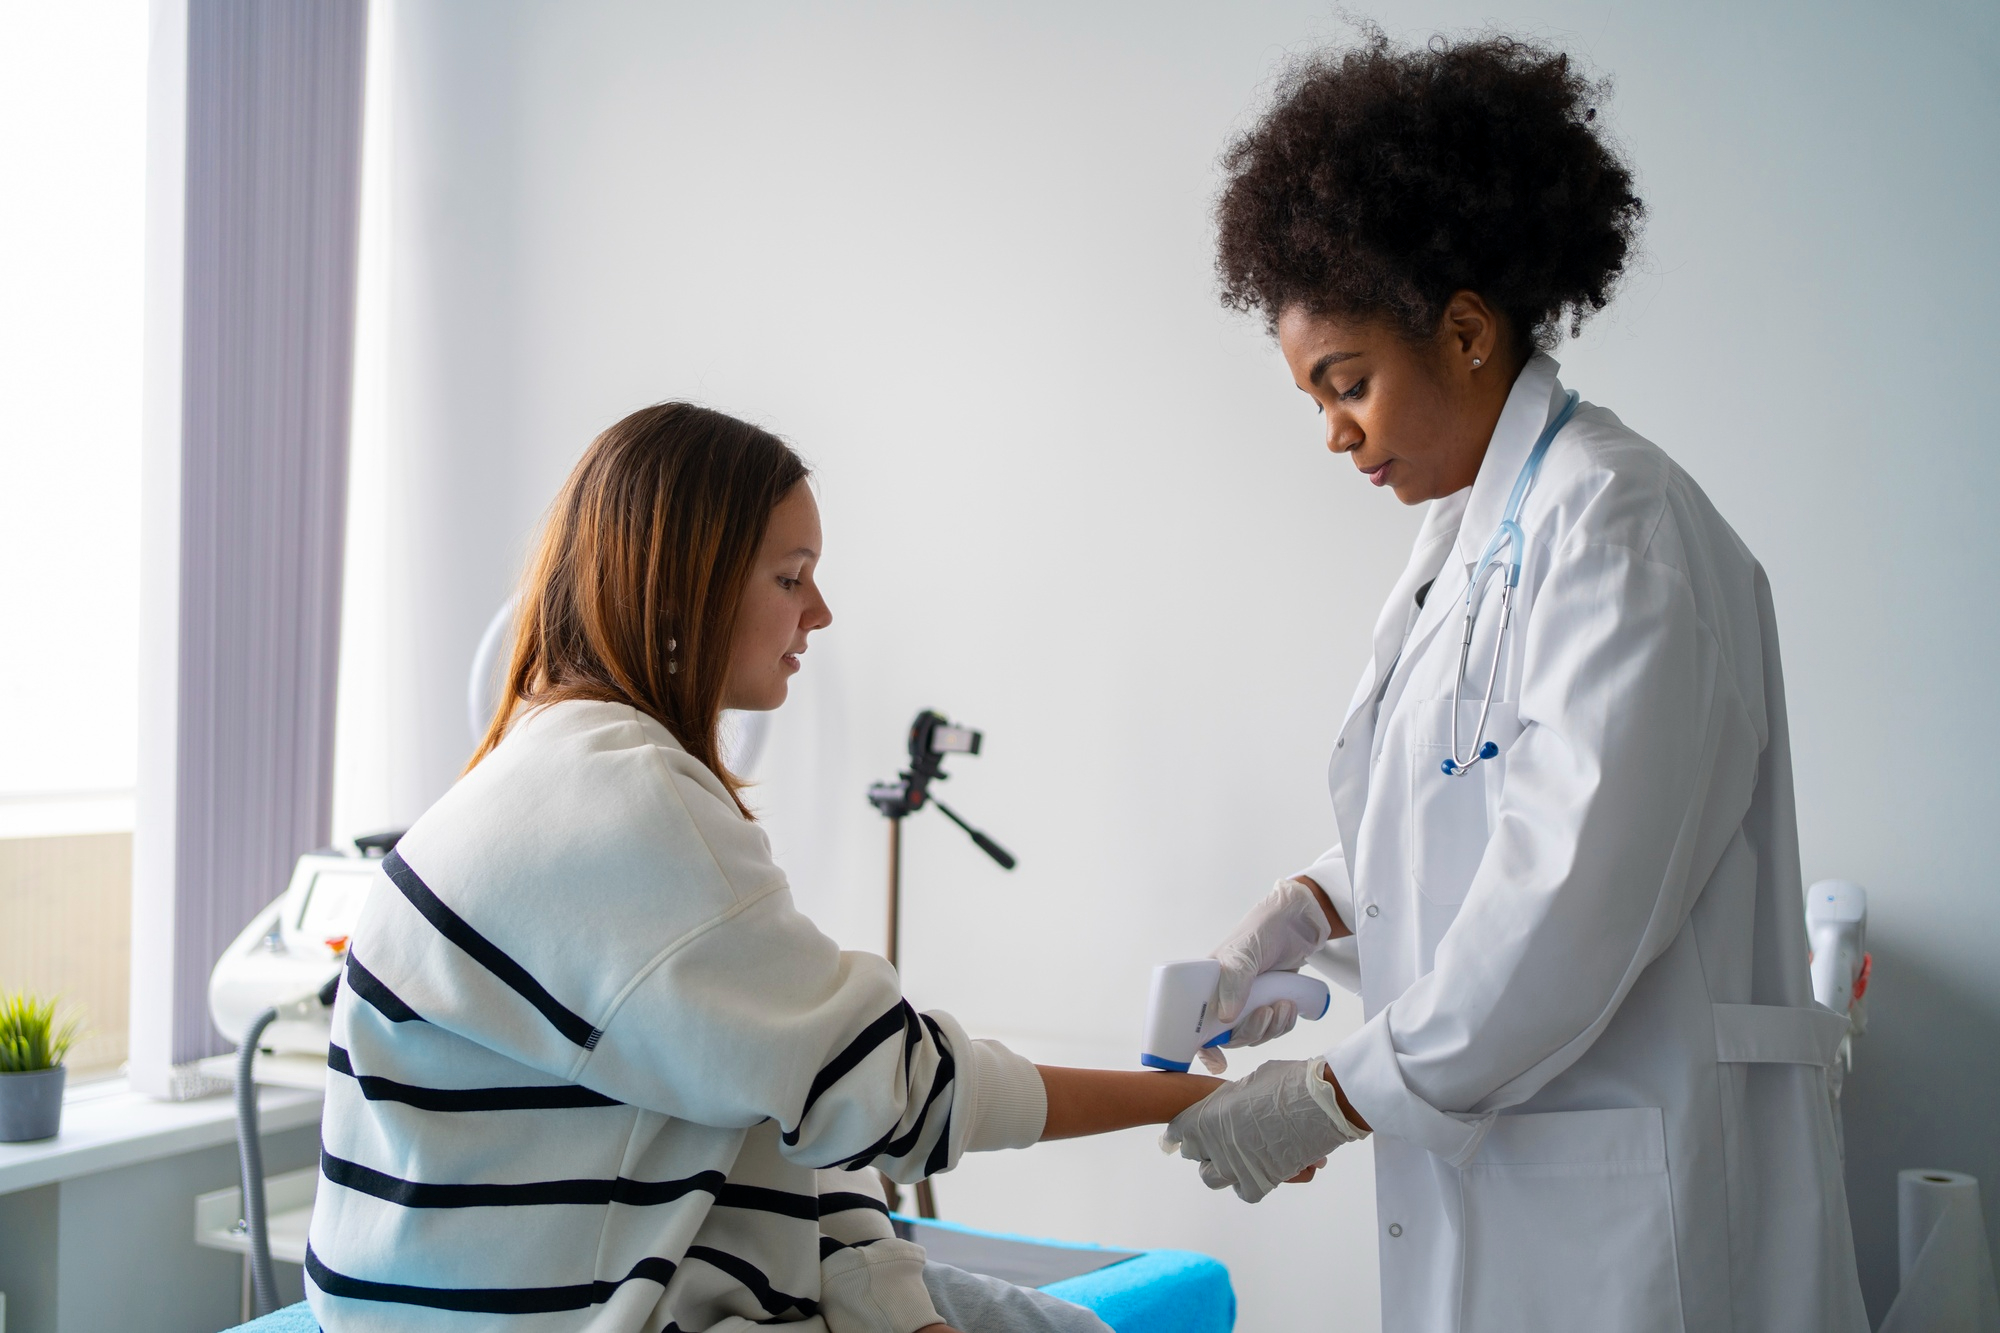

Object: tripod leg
[886,818,902,971]
[885,815,929,1216]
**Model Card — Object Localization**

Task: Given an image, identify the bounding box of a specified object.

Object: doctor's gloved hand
[1159,1057,1368,1203]
[1199,878,1334,1074]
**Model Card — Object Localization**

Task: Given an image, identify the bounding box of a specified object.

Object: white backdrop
[331,3,2000,1327]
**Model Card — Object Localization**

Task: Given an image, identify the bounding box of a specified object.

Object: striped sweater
[306,700,1048,1332]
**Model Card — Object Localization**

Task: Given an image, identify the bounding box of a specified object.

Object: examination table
[221,1215,1235,1333]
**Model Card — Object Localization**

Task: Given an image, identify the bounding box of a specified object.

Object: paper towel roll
[1877,1169,2000,1333]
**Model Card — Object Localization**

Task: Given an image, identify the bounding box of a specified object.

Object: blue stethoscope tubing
[1442,389,1583,778]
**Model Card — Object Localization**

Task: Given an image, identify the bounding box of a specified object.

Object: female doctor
[1160,33,1871,1333]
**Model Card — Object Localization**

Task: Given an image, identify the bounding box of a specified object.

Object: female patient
[305,403,1221,1333]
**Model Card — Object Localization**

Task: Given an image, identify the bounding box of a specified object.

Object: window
[0,2,151,1076]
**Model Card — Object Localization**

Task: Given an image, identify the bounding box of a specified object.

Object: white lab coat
[1295,355,1869,1333]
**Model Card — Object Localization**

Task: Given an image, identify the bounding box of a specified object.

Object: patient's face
[724,482,832,712]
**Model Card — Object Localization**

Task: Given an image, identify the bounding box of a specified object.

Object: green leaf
[0,991,86,1073]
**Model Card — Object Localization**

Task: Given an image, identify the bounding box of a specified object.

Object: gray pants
[922,1263,1113,1333]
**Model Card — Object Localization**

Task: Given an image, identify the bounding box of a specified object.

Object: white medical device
[1140,959,1331,1072]
[1807,878,1870,1024]
[1806,878,1870,1158]
[1442,390,1581,777]
[208,839,387,1061]
[206,838,389,1317]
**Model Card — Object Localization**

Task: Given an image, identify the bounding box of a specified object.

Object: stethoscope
[1441,389,1582,777]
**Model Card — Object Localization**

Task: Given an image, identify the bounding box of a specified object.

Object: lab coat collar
[1451,353,1567,572]
[1330,491,1468,861]
[1345,492,1466,730]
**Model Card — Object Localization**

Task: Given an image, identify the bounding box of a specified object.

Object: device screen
[295,867,374,941]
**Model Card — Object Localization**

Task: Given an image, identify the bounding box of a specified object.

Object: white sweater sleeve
[578,883,1046,1182]
[814,1169,940,1333]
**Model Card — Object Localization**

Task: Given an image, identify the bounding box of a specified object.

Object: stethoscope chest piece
[1441,390,1580,779]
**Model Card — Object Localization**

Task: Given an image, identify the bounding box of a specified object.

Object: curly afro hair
[1216,30,1644,350]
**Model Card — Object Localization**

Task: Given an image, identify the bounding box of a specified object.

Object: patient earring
[668,638,679,675]
[1472,358,1484,369]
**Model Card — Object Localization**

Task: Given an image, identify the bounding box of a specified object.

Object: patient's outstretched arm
[1036,1066,1222,1140]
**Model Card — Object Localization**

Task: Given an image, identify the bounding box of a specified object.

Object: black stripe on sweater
[305,1244,677,1315]
[827,1012,958,1172]
[918,1012,957,1178]
[816,1190,891,1218]
[321,1149,723,1209]
[713,1183,821,1221]
[702,1183,893,1223]
[684,1245,819,1319]
[819,1234,890,1261]
[343,953,423,1023]
[327,1045,622,1112]
[782,1002,919,1148]
[383,849,603,1050]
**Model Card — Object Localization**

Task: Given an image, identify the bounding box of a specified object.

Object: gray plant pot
[0,1066,66,1142]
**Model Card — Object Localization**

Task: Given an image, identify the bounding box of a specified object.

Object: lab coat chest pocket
[1407,697,1521,904]
[1459,1107,1684,1333]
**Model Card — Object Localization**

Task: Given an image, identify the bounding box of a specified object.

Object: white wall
[335,3,2000,1327]
[0,2,148,838]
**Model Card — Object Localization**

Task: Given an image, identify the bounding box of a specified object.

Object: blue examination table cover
[224,1217,1233,1333]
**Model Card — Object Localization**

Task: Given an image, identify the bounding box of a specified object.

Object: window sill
[0,1075,321,1196]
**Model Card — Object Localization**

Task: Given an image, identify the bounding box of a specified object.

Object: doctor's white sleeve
[1294,845,1362,994]
[1327,533,1763,1166]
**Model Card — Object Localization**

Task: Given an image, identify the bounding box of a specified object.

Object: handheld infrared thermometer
[1140,959,1331,1072]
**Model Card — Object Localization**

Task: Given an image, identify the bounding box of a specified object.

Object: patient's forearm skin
[1035,1066,1223,1140]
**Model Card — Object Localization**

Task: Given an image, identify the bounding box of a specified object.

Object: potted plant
[0,992,82,1142]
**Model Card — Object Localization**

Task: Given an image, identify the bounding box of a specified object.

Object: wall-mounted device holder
[866,709,1015,1218]
[1807,878,1871,1157]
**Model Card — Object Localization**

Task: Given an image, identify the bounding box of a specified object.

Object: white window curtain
[131,0,369,1098]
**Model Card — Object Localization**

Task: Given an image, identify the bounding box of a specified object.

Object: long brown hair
[468,402,809,814]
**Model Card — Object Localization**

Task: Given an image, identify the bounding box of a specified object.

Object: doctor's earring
[1471,358,1484,369]
[668,638,679,675]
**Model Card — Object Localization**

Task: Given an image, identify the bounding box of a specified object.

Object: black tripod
[867,710,1016,1216]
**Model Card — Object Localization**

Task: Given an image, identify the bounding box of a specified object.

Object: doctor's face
[723,482,832,712]
[1276,297,1513,505]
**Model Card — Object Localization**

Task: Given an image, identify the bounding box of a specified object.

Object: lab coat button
[1365,904,1380,918]
[1388,1223,1403,1238]
[1335,738,1345,749]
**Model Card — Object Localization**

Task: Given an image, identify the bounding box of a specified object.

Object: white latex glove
[1199,878,1333,1073]
[1159,1057,1365,1204]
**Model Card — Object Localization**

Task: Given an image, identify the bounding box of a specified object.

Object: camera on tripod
[867,712,1013,871]
[867,711,989,822]
[865,709,1014,1221]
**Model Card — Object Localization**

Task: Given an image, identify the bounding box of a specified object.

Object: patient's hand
[916,1325,966,1333]
[1287,1157,1327,1185]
